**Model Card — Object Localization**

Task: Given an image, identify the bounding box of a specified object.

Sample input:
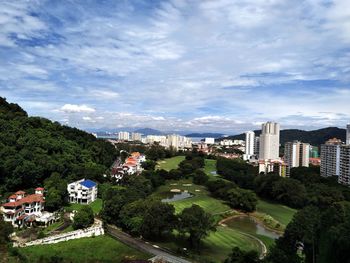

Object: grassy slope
[203,159,217,178]
[16,235,150,263]
[157,156,185,171]
[256,199,296,226]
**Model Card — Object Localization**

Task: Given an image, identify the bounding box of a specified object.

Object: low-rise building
[259,159,287,177]
[205,137,215,144]
[67,179,98,204]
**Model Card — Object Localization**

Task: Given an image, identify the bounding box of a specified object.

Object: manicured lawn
[156,226,263,263]
[17,235,150,263]
[201,226,263,261]
[157,156,185,171]
[152,179,231,215]
[203,159,217,179]
[64,198,103,215]
[256,198,297,226]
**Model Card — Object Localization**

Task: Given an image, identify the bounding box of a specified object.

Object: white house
[67,179,98,204]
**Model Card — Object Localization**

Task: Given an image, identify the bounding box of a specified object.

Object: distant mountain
[218,127,346,146]
[186,133,225,138]
[134,128,163,135]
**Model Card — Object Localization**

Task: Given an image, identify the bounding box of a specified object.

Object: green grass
[152,179,231,215]
[203,159,217,179]
[256,198,297,226]
[201,226,263,262]
[16,235,150,263]
[155,226,263,263]
[157,156,185,171]
[64,198,103,215]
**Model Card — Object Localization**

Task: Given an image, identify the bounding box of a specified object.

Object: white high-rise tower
[243,131,255,160]
[259,122,280,160]
[346,124,350,145]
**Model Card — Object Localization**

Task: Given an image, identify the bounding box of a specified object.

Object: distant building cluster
[242,122,311,177]
[238,121,350,187]
[116,132,192,151]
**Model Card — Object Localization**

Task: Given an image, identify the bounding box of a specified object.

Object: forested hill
[0,97,117,194]
[218,127,346,146]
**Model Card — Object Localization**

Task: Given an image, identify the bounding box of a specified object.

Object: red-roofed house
[1,189,46,227]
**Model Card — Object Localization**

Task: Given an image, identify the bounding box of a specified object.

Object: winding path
[106,225,192,263]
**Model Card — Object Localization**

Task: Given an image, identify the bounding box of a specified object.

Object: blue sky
[1,0,350,134]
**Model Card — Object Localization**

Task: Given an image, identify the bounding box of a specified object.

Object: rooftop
[79,179,97,189]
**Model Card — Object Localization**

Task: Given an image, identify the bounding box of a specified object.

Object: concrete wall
[14,220,104,247]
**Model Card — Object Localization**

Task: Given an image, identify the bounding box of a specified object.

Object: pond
[225,215,281,240]
[161,191,193,202]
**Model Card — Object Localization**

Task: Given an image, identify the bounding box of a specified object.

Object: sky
[1,0,350,134]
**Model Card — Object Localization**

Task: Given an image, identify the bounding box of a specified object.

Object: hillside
[219,127,346,146]
[0,97,117,194]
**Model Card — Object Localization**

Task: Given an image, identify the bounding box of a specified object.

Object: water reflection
[226,216,281,239]
[161,191,193,202]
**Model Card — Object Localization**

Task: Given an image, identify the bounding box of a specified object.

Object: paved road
[106,225,192,263]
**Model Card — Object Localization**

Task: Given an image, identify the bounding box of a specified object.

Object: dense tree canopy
[0,97,117,194]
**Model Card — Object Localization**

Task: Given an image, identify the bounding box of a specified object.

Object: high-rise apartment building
[131,132,142,141]
[259,122,280,160]
[347,124,350,145]
[243,131,255,160]
[339,145,350,185]
[284,141,310,175]
[320,138,342,177]
[254,136,260,156]
[118,131,130,141]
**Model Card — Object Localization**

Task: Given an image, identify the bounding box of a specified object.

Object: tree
[224,247,260,263]
[44,173,68,212]
[193,169,209,185]
[0,217,13,245]
[119,200,145,236]
[272,178,307,208]
[226,188,258,212]
[178,204,216,249]
[141,160,157,170]
[140,201,177,239]
[72,206,94,230]
[101,189,128,225]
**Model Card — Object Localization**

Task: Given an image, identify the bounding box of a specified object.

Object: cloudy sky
[1,0,350,134]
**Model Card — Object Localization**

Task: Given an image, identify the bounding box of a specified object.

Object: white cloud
[1,0,350,132]
[88,90,119,99]
[60,104,95,113]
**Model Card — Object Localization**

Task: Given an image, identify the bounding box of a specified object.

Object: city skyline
[1,1,350,133]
